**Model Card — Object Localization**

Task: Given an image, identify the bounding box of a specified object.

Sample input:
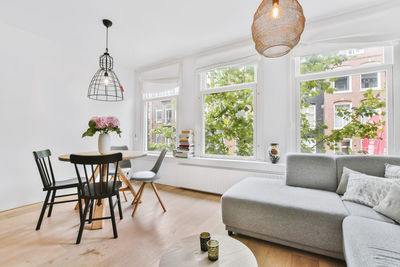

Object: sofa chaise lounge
[222,154,400,266]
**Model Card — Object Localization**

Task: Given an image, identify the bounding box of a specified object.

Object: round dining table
[59,150,147,229]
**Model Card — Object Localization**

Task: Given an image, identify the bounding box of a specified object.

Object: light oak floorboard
[0,184,346,267]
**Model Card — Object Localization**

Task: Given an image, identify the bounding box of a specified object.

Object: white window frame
[301,104,316,130]
[334,102,352,129]
[360,72,381,91]
[165,103,173,124]
[333,76,352,94]
[292,46,393,154]
[155,108,162,123]
[143,95,179,153]
[199,61,258,160]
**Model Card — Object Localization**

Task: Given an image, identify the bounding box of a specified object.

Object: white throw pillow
[342,173,393,207]
[374,184,400,224]
[384,163,400,179]
[336,167,363,195]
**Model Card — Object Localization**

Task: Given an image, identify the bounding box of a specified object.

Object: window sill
[140,154,286,175]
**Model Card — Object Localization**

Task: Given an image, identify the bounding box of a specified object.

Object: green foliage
[207,65,255,88]
[148,124,176,151]
[82,120,122,138]
[300,53,386,154]
[204,89,254,156]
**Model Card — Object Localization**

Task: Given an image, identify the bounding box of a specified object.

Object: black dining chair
[33,149,79,230]
[70,153,123,244]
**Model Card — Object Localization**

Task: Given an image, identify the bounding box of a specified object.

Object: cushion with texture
[373,184,400,223]
[336,167,363,195]
[343,201,394,224]
[384,163,400,179]
[342,173,393,207]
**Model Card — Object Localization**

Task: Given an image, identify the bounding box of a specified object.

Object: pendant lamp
[252,0,306,58]
[88,19,124,102]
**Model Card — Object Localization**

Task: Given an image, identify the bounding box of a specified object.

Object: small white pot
[98,133,111,154]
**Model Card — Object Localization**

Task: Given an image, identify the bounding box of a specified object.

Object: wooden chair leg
[76,198,90,244]
[150,183,166,212]
[108,197,118,238]
[131,183,145,205]
[88,199,94,224]
[122,191,128,202]
[116,193,123,220]
[36,191,51,230]
[131,183,145,217]
[47,190,56,217]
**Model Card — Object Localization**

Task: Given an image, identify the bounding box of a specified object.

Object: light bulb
[104,72,109,85]
[271,2,280,19]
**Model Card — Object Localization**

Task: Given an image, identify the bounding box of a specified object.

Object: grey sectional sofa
[222,154,400,266]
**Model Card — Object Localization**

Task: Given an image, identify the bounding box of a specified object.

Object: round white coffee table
[159,234,258,267]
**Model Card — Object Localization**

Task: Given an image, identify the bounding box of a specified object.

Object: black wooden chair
[70,153,123,244]
[33,149,79,230]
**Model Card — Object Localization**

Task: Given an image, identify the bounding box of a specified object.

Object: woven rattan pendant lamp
[88,19,124,102]
[252,0,305,58]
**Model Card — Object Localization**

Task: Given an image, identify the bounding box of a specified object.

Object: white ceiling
[0,0,390,70]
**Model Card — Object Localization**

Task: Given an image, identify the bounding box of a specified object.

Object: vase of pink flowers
[82,116,122,154]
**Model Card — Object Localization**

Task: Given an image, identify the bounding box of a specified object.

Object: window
[361,72,379,90]
[201,63,256,158]
[155,108,162,123]
[145,99,177,152]
[296,46,389,155]
[336,139,352,155]
[165,104,173,124]
[334,76,351,93]
[334,103,351,129]
[301,105,316,129]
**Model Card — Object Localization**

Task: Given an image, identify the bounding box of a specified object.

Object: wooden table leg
[74,165,99,210]
[91,164,108,230]
[116,163,138,198]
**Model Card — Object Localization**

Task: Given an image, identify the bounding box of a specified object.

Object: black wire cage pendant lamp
[88,19,124,102]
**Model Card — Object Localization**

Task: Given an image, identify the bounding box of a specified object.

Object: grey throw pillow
[384,163,400,179]
[374,184,400,223]
[336,167,363,195]
[342,173,393,207]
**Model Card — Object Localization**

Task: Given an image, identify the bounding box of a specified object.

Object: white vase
[98,133,111,154]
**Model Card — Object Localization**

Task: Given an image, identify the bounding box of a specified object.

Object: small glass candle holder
[200,232,211,251]
[207,240,219,261]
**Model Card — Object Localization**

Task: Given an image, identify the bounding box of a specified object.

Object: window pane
[206,65,255,89]
[334,77,349,92]
[204,89,254,157]
[300,72,386,155]
[300,46,384,75]
[361,73,378,90]
[146,98,177,152]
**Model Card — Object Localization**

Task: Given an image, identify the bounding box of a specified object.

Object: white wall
[0,22,134,211]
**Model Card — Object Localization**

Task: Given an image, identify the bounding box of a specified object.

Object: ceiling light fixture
[88,19,124,102]
[252,0,306,58]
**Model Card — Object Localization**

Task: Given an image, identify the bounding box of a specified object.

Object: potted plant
[82,116,122,154]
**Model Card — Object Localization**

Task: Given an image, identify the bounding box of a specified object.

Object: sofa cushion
[286,153,337,192]
[336,155,400,183]
[343,201,395,224]
[343,216,400,267]
[222,177,348,254]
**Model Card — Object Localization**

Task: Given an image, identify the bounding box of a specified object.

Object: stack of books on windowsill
[175,130,194,158]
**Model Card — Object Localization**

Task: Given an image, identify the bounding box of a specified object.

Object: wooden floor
[0,184,346,267]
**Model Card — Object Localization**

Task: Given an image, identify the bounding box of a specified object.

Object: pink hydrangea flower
[106,116,120,128]
[92,117,107,129]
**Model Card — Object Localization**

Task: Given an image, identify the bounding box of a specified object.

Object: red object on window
[120,86,124,92]
[362,115,386,155]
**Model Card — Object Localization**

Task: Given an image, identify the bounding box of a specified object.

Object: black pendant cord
[105,26,109,53]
